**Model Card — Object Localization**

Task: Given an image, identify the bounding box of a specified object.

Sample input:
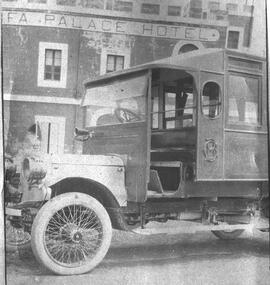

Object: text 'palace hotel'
[2,0,266,155]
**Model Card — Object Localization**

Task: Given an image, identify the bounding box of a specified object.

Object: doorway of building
[35,115,65,154]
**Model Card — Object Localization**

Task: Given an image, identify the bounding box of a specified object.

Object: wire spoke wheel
[45,205,103,266]
[31,193,112,275]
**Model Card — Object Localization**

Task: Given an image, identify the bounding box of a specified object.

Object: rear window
[228,74,261,126]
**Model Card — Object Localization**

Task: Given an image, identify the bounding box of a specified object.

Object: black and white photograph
[1,0,269,284]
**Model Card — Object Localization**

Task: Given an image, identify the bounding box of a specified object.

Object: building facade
[2,0,266,155]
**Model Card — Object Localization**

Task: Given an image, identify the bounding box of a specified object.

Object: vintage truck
[6,48,269,275]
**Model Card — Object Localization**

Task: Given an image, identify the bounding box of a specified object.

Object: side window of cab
[201,82,222,118]
[151,75,196,129]
[227,74,261,126]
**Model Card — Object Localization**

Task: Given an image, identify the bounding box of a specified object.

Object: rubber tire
[31,192,112,275]
[212,229,244,240]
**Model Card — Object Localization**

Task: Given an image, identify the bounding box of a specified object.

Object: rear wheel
[31,192,112,275]
[212,229,244,240]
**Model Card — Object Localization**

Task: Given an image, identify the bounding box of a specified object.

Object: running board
[132,218,269,235]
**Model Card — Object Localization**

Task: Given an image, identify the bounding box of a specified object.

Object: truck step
[132,220,267,236]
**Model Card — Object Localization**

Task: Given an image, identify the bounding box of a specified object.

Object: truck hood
[50,154,125,167]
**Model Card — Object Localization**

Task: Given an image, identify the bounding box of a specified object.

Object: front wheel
[31,193,112,275]
[212,229,244,240]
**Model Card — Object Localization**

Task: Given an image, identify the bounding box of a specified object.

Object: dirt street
[5,229,269,285]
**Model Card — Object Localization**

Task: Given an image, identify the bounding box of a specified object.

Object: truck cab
[82,48,268,202]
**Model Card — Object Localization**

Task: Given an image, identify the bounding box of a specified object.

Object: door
[196,71,224,180]
[82,70,150,203]
[35,116,66,154]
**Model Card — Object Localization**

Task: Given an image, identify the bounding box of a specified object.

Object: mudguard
[20,154,127,206]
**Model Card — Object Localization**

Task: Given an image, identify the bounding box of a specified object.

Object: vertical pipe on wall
[73,30,82,154]
[246,1,255,47]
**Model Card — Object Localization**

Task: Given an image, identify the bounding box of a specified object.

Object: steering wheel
[114,108,141,123]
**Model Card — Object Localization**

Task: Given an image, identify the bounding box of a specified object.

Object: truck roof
[84,48,265,88]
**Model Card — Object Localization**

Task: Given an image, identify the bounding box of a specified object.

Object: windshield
[83,72,148,127]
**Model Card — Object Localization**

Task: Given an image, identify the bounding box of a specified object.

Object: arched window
[202,82,221,118]
[172,41,204,56]
[178,44,199,54]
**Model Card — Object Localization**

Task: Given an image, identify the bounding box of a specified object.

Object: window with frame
[190,0,202,9]
[38,42,68,88]
[114,1,133,11]
[28,0,47,3]
[227,31,240,49]
[208,1,220,11]
[226,3,238,13]
[168,6,182,16]
[105,0,113,9]
[56,0,76,6]
[78,0,104,9]
[141,3,160,15]
[202,82,221,119]
[228,74,261,126]
[243,5,253,13]
[179,44,199,54]
[106,55,125,73]
[105,0,132,11]
[44,49,62,81]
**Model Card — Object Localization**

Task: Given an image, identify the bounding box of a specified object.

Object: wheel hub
[71,231,82,243]
[59,223,85,243]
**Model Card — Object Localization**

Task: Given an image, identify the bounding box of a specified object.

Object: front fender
[46,154,127,206]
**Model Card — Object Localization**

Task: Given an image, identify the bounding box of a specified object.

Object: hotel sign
[3,11,220,41]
